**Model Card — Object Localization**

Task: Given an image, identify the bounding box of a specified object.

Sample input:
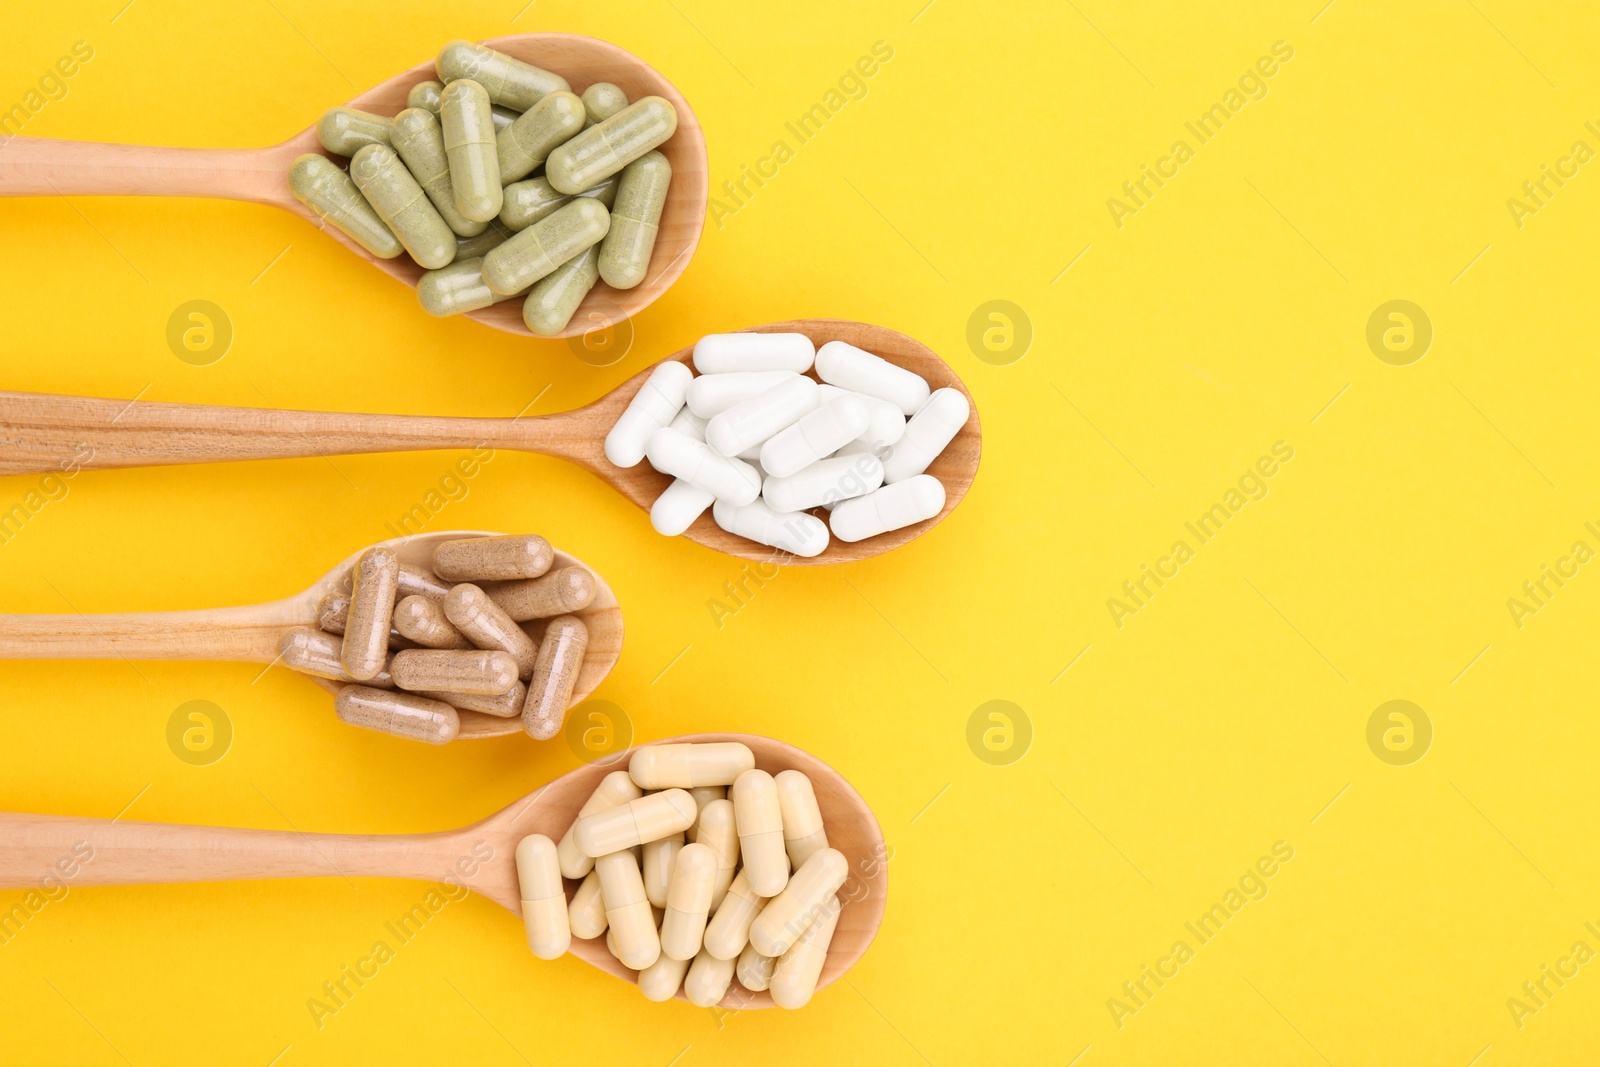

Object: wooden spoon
[0,529,622,741]
[0,33,708,338]
[0,321,980,565]
[0,732,885,1008]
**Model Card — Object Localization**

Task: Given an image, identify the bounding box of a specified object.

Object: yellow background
[3,0,1599,1062]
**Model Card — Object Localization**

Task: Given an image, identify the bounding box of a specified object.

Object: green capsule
[417,256,528,317]
[482,197,609,296]
[288,153,402,259]
[407,80,444,114]
[350,143,456,269]
[598,151,670,290]
[317,107,391,157]
[491,105,520,132]
[497,91,585,184]
[581,83,628,126]
[545,96,677,195]
[523,245,599,335]
[455,220,516,260]
[440,80,502,223]
[390,108,487,239]
[436,39,569,111]
[499,174,617,232]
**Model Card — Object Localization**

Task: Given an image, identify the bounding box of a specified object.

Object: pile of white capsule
[514,742,848,1008]
[603,333,971,556]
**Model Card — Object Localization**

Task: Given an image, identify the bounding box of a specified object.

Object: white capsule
[686,371,799,418]
[693,332,815,374]
[830,475,945,543]
[814,340,929,415]
[637,952,690,1001]
[762,453,883,513]
[605,361,693,467]
[650,479,715,536]
[769,895,840,1009]
[712,500,829,558]
[684,948,737,1007]
[646,429,762,505]
[514,835,571,960]
[881,387,970,483]
[704,376,820,458]
[818,384,906,450]
[667,407,707,441]
[759,396,870,478]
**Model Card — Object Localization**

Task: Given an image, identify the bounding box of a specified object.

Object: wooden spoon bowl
[0,321,981,564]
[0,33,708,338]
[0,530,623,740]
[0,733,885,1008]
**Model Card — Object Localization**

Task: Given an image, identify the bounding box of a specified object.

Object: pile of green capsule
[288,39,679,335]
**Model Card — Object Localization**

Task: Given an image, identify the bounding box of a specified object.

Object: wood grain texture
[0,33,708,338]
[0,321,979,564]
[0,530,622,741]
[0,733,885,1010]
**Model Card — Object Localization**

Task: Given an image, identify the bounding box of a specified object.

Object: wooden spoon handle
[0,390,589,476]
[0,601,303,662]
[0,137,291,202]
[0,812,468,891]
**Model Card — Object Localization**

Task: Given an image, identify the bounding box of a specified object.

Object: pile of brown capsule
[288,39,678,334]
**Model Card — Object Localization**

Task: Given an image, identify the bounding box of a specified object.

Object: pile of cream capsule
[515,741,848,1008]
[604,333,971,556]
[279,534,597,744]
[288,39,678,334]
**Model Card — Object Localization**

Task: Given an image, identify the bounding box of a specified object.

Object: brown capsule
[335,685,459,745]
[316,594,416,648]
[433,534,553,582]
[486,565,597,620]
[280,628,394,687]
[444,583,539,678]
[391,648,520,695]
[418,681,526,718]
[397,563,452,599]
[392,594,473,649]
[342,547,400,682]
[521,615,588,739]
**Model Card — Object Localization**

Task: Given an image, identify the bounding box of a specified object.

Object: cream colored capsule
[417,682,525,718]
[605,928,620,960]
[288,154,402,259]
[440,79,502,223]
[684,948,736,1007]
[433,534,552,582]
[575,789,697,857]
[685,786,726,843]
[390,648,520,695]
[637,952,690,1002]
[486,566,597,620]
[736,942,776,992]
[630,742,756,790]
[392,594,472,649]
[342,547,400,682]
[482,197,610,296]
[280,628,392,687]
[642,831,683,910]
[522,244,599,336]
[515,835,570,960]
[595,850,659,970]
[775,770,829,870]
[770,895,840,1009]
[521,615,588,740]
[443,584,539,679]
[703,870,767,960]
[546,96,678,194]
[568,869,609,939]
[316,106,390,156]
[732,770,789,897]
[749,848,848,957]
[436,39,569,111]
[696,799,740,908]
[335,685,459,745]
[598,150,670,290]
[660,842,717,961]
[558,770,643,879]
[497,90,585,183]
